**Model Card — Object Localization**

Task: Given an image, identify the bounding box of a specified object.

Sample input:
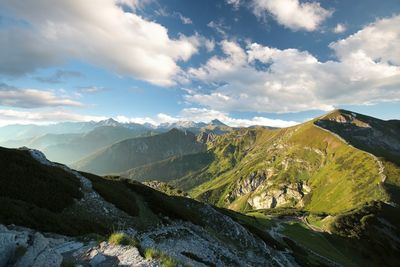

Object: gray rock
[14,233,49,267]
[0,232,16,266]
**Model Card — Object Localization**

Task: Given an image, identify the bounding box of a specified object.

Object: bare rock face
[0,226,63,267]
[226,170,272,203]
[247,183,310,210]
[225,168,310,210]
[84,242,156,267]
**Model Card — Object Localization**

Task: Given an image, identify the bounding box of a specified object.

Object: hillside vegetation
[125,110,397,217]
[73,128,206,175]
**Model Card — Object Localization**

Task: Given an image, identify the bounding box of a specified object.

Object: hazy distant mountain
[72,128,206,174]
[0,119,162,164]
[0,121,97,142]
[43,125,155,164]
[156,119,234,135]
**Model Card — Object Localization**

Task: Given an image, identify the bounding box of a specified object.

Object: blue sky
[0,0,399,127]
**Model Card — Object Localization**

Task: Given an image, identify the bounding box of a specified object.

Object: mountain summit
[210,119,226,126]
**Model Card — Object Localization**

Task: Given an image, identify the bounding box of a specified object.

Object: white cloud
[113,108,298,128]
[333,23,346,33]
[0,109,106,126]
[226,0,241,10]
[77,86,106,94]
[179,108,298,127]
[186,15,400,113]
[0,0,200,86]
[204,39,216,52]
[330,15,400,65]
[252,0,332,31]
[177,13,193,24]
[0,83,82,108]
[207,20,230,38]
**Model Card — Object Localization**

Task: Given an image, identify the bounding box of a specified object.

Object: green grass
[108,232,138,246]
[73,128,206,175]
[0,147,82,211]
[124,151,213,184]
[184,120,390,215]
[144,248,179,267]
[282,222,366,267]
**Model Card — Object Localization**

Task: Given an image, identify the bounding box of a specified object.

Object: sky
[0,0,399,127]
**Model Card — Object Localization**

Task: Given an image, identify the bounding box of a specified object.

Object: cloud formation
[0,109,107,126]
[187,15,400,113]
[0,0,200,86]
[0,83,82,108]
[252,0,332,31]
[115,108,298,127]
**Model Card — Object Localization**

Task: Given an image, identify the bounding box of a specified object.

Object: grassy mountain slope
[73,128,206,175]
[315,109,400,164]
[190,119,387,215]
[0,146,297,266]
[120,110,400,265]
[122,151,214,183]
[124,110,398,217]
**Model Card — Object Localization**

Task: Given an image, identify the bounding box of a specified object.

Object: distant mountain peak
[210,119,226,126]
[98,118,120,126]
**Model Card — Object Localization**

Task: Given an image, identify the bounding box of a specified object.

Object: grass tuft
[108,232,138,247]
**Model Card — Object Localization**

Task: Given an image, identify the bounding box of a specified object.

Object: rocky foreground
[0,224,158,267]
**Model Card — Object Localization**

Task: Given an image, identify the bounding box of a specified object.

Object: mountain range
[0,118,233,165]
[0,109,399,266]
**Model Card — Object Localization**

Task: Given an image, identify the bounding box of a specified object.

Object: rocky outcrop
[0,226,63,267]
[248,183,311,209]
[226,170,272,203]
[225,168,311,210]
[196,131,217,143]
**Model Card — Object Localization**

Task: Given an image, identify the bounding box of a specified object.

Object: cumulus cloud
[0,0,200,86]
[0,109,106,126]
[330,16,400,65]
[251,0,332,31]
[186,15,400,113]
[0,83,82,108]
[333,23,346,33]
